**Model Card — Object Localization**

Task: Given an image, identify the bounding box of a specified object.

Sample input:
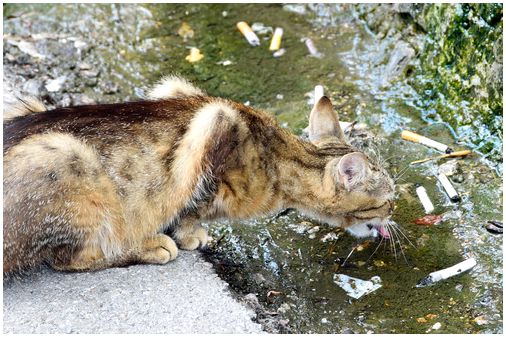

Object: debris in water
[416,258,477,287]
[414,214,443,226]
[431,322,442,330]
[178,22,194,41]
[320,232,339,242]
[185,47,204,63]
[333,274,382,299]
[401,130,452,153]
[416,185,434,214]
[373,260,386,267]
[437,173,461,202]
[273,48,286,57]
[484,220,503,234]
[410,150,471,165]
[251,22,273,35]
[304,38,322,57]
[438,159,459,176]
[267,290,281,299]
[473,315,488,325]
[217,60,233,66]
[237,21,260,46]
[269,27,283,51]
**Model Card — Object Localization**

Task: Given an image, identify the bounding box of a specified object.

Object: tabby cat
[3,76,395,274]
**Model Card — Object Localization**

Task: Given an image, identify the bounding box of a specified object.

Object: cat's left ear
[335,152,369,191]
[308,96,346,144]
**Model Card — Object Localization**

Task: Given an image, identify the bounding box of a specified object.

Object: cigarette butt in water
[314,85,324,104]
[237,22,260,46]
[416,185,434,214]
[410,150,472,165]
[273,48,286,57]
[416,258,477,287]
[269,27,283,51]
[401,130,452,153]
[305,38,322,57]
[437,173,460,202]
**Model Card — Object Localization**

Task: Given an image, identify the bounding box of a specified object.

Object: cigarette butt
[269,27,283,51]
[416,186,434,214]
[305,38,322,57]
[237,22,260,46]
[314,85,324,104]
[401,130,451,153]
[410,150,472,165]
[437,173,460,202]
[416,258,476,287]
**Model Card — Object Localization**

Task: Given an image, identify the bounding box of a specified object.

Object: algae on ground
[416,3,503,162]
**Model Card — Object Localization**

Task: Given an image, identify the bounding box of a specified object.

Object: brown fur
[3,77,395,274]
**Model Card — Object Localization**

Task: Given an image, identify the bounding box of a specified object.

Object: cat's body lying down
[3,76,394,274]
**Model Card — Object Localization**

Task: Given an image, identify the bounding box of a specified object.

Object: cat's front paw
[140,234,178,264]
[176,225,209,251]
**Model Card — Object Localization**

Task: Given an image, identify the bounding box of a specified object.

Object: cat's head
[303,96,395,239]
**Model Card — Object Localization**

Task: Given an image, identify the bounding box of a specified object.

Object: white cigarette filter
[401,130,451,153]
[269,27,283,51]
[236,22,260,46]
[417,258,477,287]
[305,38,322,57]
[416,185,434,214]
[314,85,324,104]
[437,173,460,202]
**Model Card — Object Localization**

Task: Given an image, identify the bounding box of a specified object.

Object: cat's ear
[335,152,369,191]
[308,96,346,144]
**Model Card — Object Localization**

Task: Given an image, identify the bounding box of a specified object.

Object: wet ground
[3,3,503,334]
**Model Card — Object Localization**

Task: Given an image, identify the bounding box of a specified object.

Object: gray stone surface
[3,251,263,334]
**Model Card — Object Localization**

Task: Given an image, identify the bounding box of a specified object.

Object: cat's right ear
[308,96,346,144]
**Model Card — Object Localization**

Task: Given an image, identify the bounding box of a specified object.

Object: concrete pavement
[3,251,263,334]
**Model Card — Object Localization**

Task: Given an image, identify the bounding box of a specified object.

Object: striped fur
[3,78,395,274]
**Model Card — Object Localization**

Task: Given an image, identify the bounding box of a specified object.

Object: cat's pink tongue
[376,225,390,239]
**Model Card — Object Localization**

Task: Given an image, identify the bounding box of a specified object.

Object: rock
[12,40,45,59]
[60,94,73,107]
[243,293,261,310]
[438,160,459,176]
[77,62,92,70]
[74,94,96,105]
[80,70,99,78]
[104,81,119,94]
[22,79,44,97]
[45,76,67,92]
[382,41,415,84]
[277,303,291,314]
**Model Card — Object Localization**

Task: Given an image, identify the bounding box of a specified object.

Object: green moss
[415,4,503,162]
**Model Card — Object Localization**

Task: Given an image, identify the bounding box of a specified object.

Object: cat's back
[3,96,211,153]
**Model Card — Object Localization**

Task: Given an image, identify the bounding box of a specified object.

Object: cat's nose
[367,224,373,230]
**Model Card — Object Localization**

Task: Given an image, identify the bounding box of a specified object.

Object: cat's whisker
[386,225,397,261]
[367,235,384,262]
[394,165,410,182]
[391,222,416,249]
[390,225,409,265]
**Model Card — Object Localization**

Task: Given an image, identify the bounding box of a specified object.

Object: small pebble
[432,322,441,330]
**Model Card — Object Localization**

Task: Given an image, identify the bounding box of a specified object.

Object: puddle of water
[3,3,503,334]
